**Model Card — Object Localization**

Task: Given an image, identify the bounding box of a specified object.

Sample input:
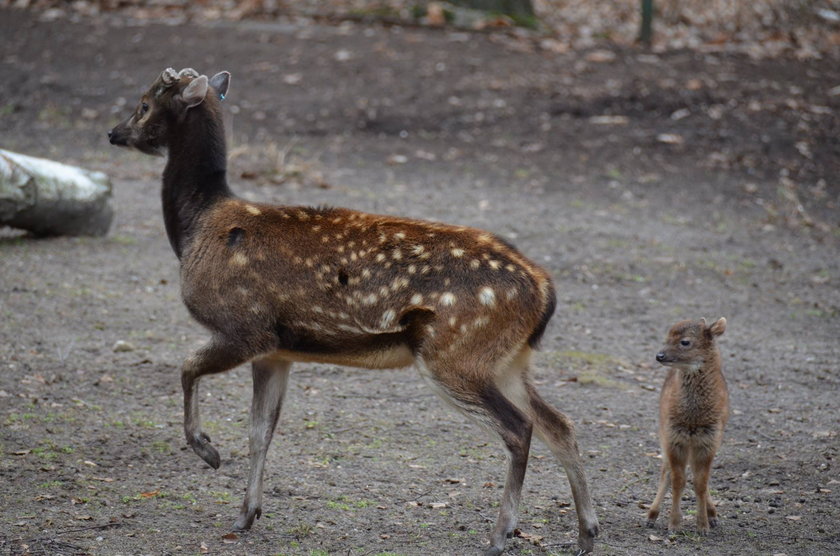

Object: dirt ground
[1,6,839,556]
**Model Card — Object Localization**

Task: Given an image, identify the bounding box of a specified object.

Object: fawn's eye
[140,102,149,114]
[680,339,691,347]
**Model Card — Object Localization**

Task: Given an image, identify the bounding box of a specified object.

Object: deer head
[655,317,726,369]
[108,67,230,156]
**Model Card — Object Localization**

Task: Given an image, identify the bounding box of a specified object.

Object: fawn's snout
[655,351,666,363]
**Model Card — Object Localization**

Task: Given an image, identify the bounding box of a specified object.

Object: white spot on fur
[448,316,457,327]
[412,245,425,255]
[451,248,464,258]
[470,259,480,270]
[380,309,396,329]
[230,252,248,266]
[410,293,423,305]
[478,287,496,306]
[488,260,501,270]
[245,204,262,216]
[440,292,456,306]
[391,277,409,291]
[363,293,379,306]
[376,253,387,263]
[392,248,402,260]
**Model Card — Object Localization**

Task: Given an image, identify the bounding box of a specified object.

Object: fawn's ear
[180,75,209,109]
[209,71,230,100]
[709,317,726,337]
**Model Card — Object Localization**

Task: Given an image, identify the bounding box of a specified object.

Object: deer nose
[655,352,666,363]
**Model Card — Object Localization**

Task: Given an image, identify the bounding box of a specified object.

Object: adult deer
[108,67,599,555]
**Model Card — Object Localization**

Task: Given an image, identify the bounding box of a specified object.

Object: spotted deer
[108,68,599,555]
[646,317,729,534]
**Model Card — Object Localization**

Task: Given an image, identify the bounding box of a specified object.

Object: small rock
[113,340,135,353]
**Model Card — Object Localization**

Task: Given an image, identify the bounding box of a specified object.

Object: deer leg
[646,461,670,527]
[417,358,532,556]
[182,338,250,469]
[481,387,533,556]
[690,449,715,534]
[234,357,291,530]
[526,383,599,555]
[666,445,688,531]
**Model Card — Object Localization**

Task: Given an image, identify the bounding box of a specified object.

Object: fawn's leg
[182,338,251,469]
[691,449,716,534]
[666,444,688,531]
[526,382,599,555]
[646,462,670,526]
[417,357,533,556]
[706,492,719,527]
[234,357,291,530]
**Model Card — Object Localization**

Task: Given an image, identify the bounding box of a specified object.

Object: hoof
[709,517,719,528]
[484,547,503,556]
[234,507,261,531]
[188,433,221,469]
[645,519,656,528]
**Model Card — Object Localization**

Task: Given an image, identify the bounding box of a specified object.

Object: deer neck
[162,102,232,259]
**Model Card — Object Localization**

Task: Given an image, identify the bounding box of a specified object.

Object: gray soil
[1,7,839,556]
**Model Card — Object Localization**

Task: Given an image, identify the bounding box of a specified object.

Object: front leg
[182,338,250,469]
[235,357,291,530]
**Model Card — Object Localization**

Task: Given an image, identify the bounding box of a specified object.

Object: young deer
[108,68,599,555]
[646,317,729,534]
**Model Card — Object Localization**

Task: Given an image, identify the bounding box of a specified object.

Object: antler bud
[160,68,179,86]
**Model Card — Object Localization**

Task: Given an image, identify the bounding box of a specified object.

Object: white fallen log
[0,148,114,237]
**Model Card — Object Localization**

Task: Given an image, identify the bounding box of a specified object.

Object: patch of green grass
[287,523,314,538]
[210,490,233,504]
[151,441,171,454]
[109,234,137,245]
[39,480,63,489]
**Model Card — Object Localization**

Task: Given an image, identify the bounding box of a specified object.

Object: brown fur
[646,317,729,534]
[109,68,599,555]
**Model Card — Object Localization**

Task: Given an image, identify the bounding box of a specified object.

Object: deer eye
[140,102,149,114]
[680,339,691,347]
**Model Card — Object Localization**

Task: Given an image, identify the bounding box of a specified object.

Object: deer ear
[180,75,209,109]
[209,71,230,100]
[709,317,726,337]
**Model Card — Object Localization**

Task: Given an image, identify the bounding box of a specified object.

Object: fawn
[108,68,599,555]
[646,317,729,534]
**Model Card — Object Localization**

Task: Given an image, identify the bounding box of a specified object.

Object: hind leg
[417,357,533,556]
[525,381,599,554]
[646,461,669,527]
